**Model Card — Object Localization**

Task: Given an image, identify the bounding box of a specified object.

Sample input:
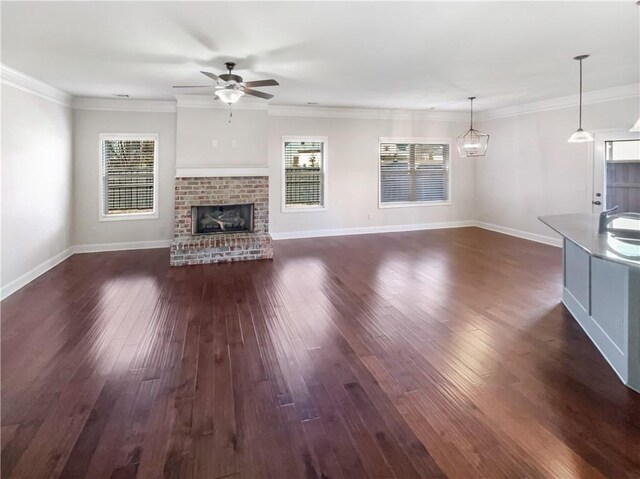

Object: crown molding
[1,64,72,107]
[79,83,640,119]
[73,97,177,113]
[268,104,468,122]
[175,94,269,110]
[175,95,466,120]
[478,83,640,121]
[2,64,635,122]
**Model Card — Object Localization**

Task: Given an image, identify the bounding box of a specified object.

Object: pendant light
[456,96,489,157]
[568,55,593,143]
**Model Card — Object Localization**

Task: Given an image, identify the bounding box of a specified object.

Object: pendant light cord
[578,58,583,130]
[468,96,475,130]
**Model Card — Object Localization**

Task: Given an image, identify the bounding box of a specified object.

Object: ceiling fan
[173,62,279,104]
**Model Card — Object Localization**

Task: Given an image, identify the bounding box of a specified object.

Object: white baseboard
[1,222,559,300]
[73,239,172,254]
[271,220,476,240]
[1,247,74,300]
[1,240,173,300]
[474,221,562,247]
[271,220,562,246]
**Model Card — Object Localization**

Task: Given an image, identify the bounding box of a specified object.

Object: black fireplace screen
[192,204,254,234]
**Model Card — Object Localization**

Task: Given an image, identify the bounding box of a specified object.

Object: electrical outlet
[368,212,373,220]
[211,139,218,148]
[90,226,97,235]
[231,140,237,148]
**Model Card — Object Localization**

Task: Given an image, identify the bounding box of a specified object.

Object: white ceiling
[2,1,638,111]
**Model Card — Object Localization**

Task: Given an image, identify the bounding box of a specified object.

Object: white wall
[267,115,475,235]
[72,108,176,246]
[475,98,639,239]
[1,84,73,292]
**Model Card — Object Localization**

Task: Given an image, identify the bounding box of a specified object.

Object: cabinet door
[591,257,628,354]
[564,239,591,313]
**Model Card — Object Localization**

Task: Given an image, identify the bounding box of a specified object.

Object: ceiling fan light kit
[215,88,245,104]
[568,54,594,143]
[456,96,490,157]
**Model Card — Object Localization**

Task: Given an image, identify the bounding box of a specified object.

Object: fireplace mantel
[175,166,270,178]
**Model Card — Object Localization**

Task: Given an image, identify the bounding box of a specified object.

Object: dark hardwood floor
[2,227,639,479]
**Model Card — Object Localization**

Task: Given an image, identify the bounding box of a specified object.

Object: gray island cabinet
[540,213,640,392]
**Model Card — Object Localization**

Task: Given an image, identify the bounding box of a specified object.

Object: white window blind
[101,137,157,217]
[283,139,326,209]
[380,142,449,204]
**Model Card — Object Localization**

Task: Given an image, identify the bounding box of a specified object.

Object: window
[100,134,158,220]
[379,138,450,206]
[282,136,327,211]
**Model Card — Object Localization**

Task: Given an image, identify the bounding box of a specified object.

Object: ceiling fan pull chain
[229,104,232,123]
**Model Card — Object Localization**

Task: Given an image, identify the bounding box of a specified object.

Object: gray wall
[475,98,639,238]
[1,84,73,290]
[72,109,176,246]
[267,115,475,234]
[5,88,637,295]
[173,104,476,235]
[176,107,268,168]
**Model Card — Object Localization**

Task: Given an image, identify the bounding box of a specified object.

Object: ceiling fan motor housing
[219,62,243,84]
[219,73,243,84]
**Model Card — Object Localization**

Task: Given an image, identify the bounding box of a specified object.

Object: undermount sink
[606,235,640,261]
[603,213,640,240]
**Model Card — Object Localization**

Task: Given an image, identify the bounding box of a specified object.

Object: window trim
[98,133,159,222]
[281,135,329,213]
[378,137,452,209]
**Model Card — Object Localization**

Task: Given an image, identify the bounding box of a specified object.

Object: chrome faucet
[598,205,619,233]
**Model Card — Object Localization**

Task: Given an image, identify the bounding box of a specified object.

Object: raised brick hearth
[170,176,273,266]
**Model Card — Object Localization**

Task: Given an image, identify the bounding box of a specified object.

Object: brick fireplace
[170,175,273,266]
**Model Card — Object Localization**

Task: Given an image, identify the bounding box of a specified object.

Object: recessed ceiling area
[1,1,638,111]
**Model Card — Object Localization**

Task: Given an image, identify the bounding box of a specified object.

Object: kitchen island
[540,213,640,392]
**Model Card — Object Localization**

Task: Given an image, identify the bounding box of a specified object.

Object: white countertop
[539,213,640,268]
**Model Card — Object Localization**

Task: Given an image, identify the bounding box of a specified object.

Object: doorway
[593,132,640,214]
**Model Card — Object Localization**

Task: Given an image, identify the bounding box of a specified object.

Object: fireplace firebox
[192,204,254,235]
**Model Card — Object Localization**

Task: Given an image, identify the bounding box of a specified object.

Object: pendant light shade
[568,129,594,143]
[568,54,593,143]
[630,118,640,132]
[456,97,489,157]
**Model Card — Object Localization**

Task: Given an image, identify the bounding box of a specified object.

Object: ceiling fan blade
[200,71,220,82]
[243,88,274,100]
[172,85,211,88]
[243,79,279,88]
